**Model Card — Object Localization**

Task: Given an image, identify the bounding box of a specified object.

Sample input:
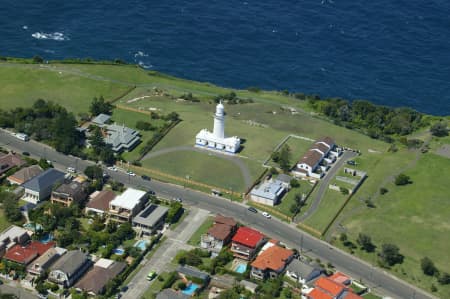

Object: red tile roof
[208,223,233,241]
[317,137,335,147]
[232,227,265,248]
[299,150,323,168]
[308,288,333,299]
[4,241,55,265]
[315,277,345,296]
[251,245,293,271]
[329,271,351,285]
[214,214,237,227]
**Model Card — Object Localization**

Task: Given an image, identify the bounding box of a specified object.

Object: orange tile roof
[315,277,345,296]
[250,245,293,271]
[308,288,333,299]
[329,271,351,285]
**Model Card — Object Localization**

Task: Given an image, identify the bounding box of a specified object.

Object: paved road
[0,284,36,299]
[296,151,357,222]
[123,208,210,299]
[0,130,435,299]
[142,145,253,188]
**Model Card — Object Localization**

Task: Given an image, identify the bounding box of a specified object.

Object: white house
[108,188,147,222]
[250,180,286,206]
[195,102,241,153]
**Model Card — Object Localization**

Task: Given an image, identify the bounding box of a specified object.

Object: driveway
[296,150,358,222]
[122,207,210,299]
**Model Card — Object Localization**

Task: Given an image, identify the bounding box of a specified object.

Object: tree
[394,173,411,186]
[421,257,438,276]
[340,187,349,195]
[379,243,403,267]
[290,179,300,188]
[430,121,448,137]
[32,55,44,63]
[357,233,375,252]
[339,233,348,243]
[89,126,106,153]
[438,272,450,285]
[379,187,388,195]
[136,121,155,131]
[84,165,103,180]
[89,96,113,116]
[278,145,291,172]
[38,158,53,170]
[177,282,187,290]
[3,195,22,222]
[269,167,278,175]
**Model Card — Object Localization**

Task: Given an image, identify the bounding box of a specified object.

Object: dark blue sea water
[1,0,450,115]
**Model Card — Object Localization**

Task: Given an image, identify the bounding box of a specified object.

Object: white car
[127,171,136,176]
[107,166,118,172]
[66,167,76,173]
[262,212,271,219]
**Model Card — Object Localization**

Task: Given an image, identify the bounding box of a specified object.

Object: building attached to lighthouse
[195,102,241,153]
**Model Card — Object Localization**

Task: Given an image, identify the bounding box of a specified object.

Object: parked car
[127,171,136,176]
[247,207,257,213]
[347,160,356,166]
[141,175,151,181]
[107,166,118,171]
[147,271,157,281]
[173,197,182,203]
[22,151,30,156]
[66,167,76,173]
[262,212,272,219]
[120,285,128,292]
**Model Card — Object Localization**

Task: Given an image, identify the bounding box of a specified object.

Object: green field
[0,210,11,232]
[276,181,315,217]
[0,63,130,114]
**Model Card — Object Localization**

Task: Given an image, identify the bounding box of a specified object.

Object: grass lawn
[337,152,450,298]
[187,217,214,246]
[141,271,173,299]
[142,151,248,192]
[303,188,348,233]
[0,210,11,232]
[362,293,382,299]
[275,182,315,217]
[0,63,131,114]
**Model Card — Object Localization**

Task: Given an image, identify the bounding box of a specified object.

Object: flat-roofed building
[250,180,286,206]
[108,188,147,223]
[132,204,169,235]
[0,226,30,257]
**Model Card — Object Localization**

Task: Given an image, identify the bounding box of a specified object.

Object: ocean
[1,0,449,115]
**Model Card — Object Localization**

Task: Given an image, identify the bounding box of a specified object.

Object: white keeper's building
[195,102,241,153]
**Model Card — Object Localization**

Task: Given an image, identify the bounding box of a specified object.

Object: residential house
[0,153,25,176]
[177,265,210,285]
[27,247,66,276]
[132,204,169,235]
[201,215,237,255]
[75,258,126,296]
[275,174,292,189]
[51,179,87,207]
[286,259,323,284]
[104,124,141,152]
[108,188,147,222]
[3,241,55,266]
[250,180,286,206]
[91,113,111,125]
[0,226,30,257]
[156,289,190,299]
[293,137,340,179]
[329,272,351,286]
[307,276,363,299]
[250,243,294,280]
[21,168,65,204]
[231,227,266,260]
[7,165,42,185]
[49,250,91,287]
[85,190,117,216]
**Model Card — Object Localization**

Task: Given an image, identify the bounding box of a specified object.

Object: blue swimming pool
[134,240,148,251]
[40,233,53,244]
[235,263,247,274]
[182,283,199,295]
[113,248,125,255]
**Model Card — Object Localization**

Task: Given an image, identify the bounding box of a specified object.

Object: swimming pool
[235,263,247,274]
[40,233,53,244]
[182,283,199,295]
[113,248,125,255]
[134,240,148,251]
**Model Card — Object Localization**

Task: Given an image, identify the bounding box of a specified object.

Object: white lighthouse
[195,102,241,153]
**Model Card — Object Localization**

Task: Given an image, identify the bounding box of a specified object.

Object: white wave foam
[43,49,55,54]
[134,51,149,58]
[31,32,69,41]
[22,25,28,30]
[138,61,152,69]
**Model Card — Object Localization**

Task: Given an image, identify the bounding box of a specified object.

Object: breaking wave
[31,32,69,41]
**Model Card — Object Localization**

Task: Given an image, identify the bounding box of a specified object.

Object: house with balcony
[49,250,91,287]
[0,226,30,258]
[51,179,87,207]
[307,276,363,299]
[108,188,147,223]
[231,227,266,260]
[21,168,65,204]
[132,204,169,235]
[201,214,237,256]
[85,190,117,216]
[250,242,294,280]
[27,247,66,276]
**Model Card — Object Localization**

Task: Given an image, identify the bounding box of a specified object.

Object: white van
[16,133,29,141]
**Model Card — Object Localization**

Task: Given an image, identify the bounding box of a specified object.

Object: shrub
[394,173,411,186]
[421,257,438,276]
[379,187,388,195]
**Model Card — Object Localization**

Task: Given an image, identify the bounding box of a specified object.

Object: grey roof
[91,113,111,125]
[250,180,285,201]
[53,181,85,197]
[22,168,65,192]
[132,204,169,228]
[287,259,323,278]
[104,124,140,152]
[177,265,210,281]
[276,174,292,184]
[50,250,90,277]
[156,289,190,299]
[75,261,126,294]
